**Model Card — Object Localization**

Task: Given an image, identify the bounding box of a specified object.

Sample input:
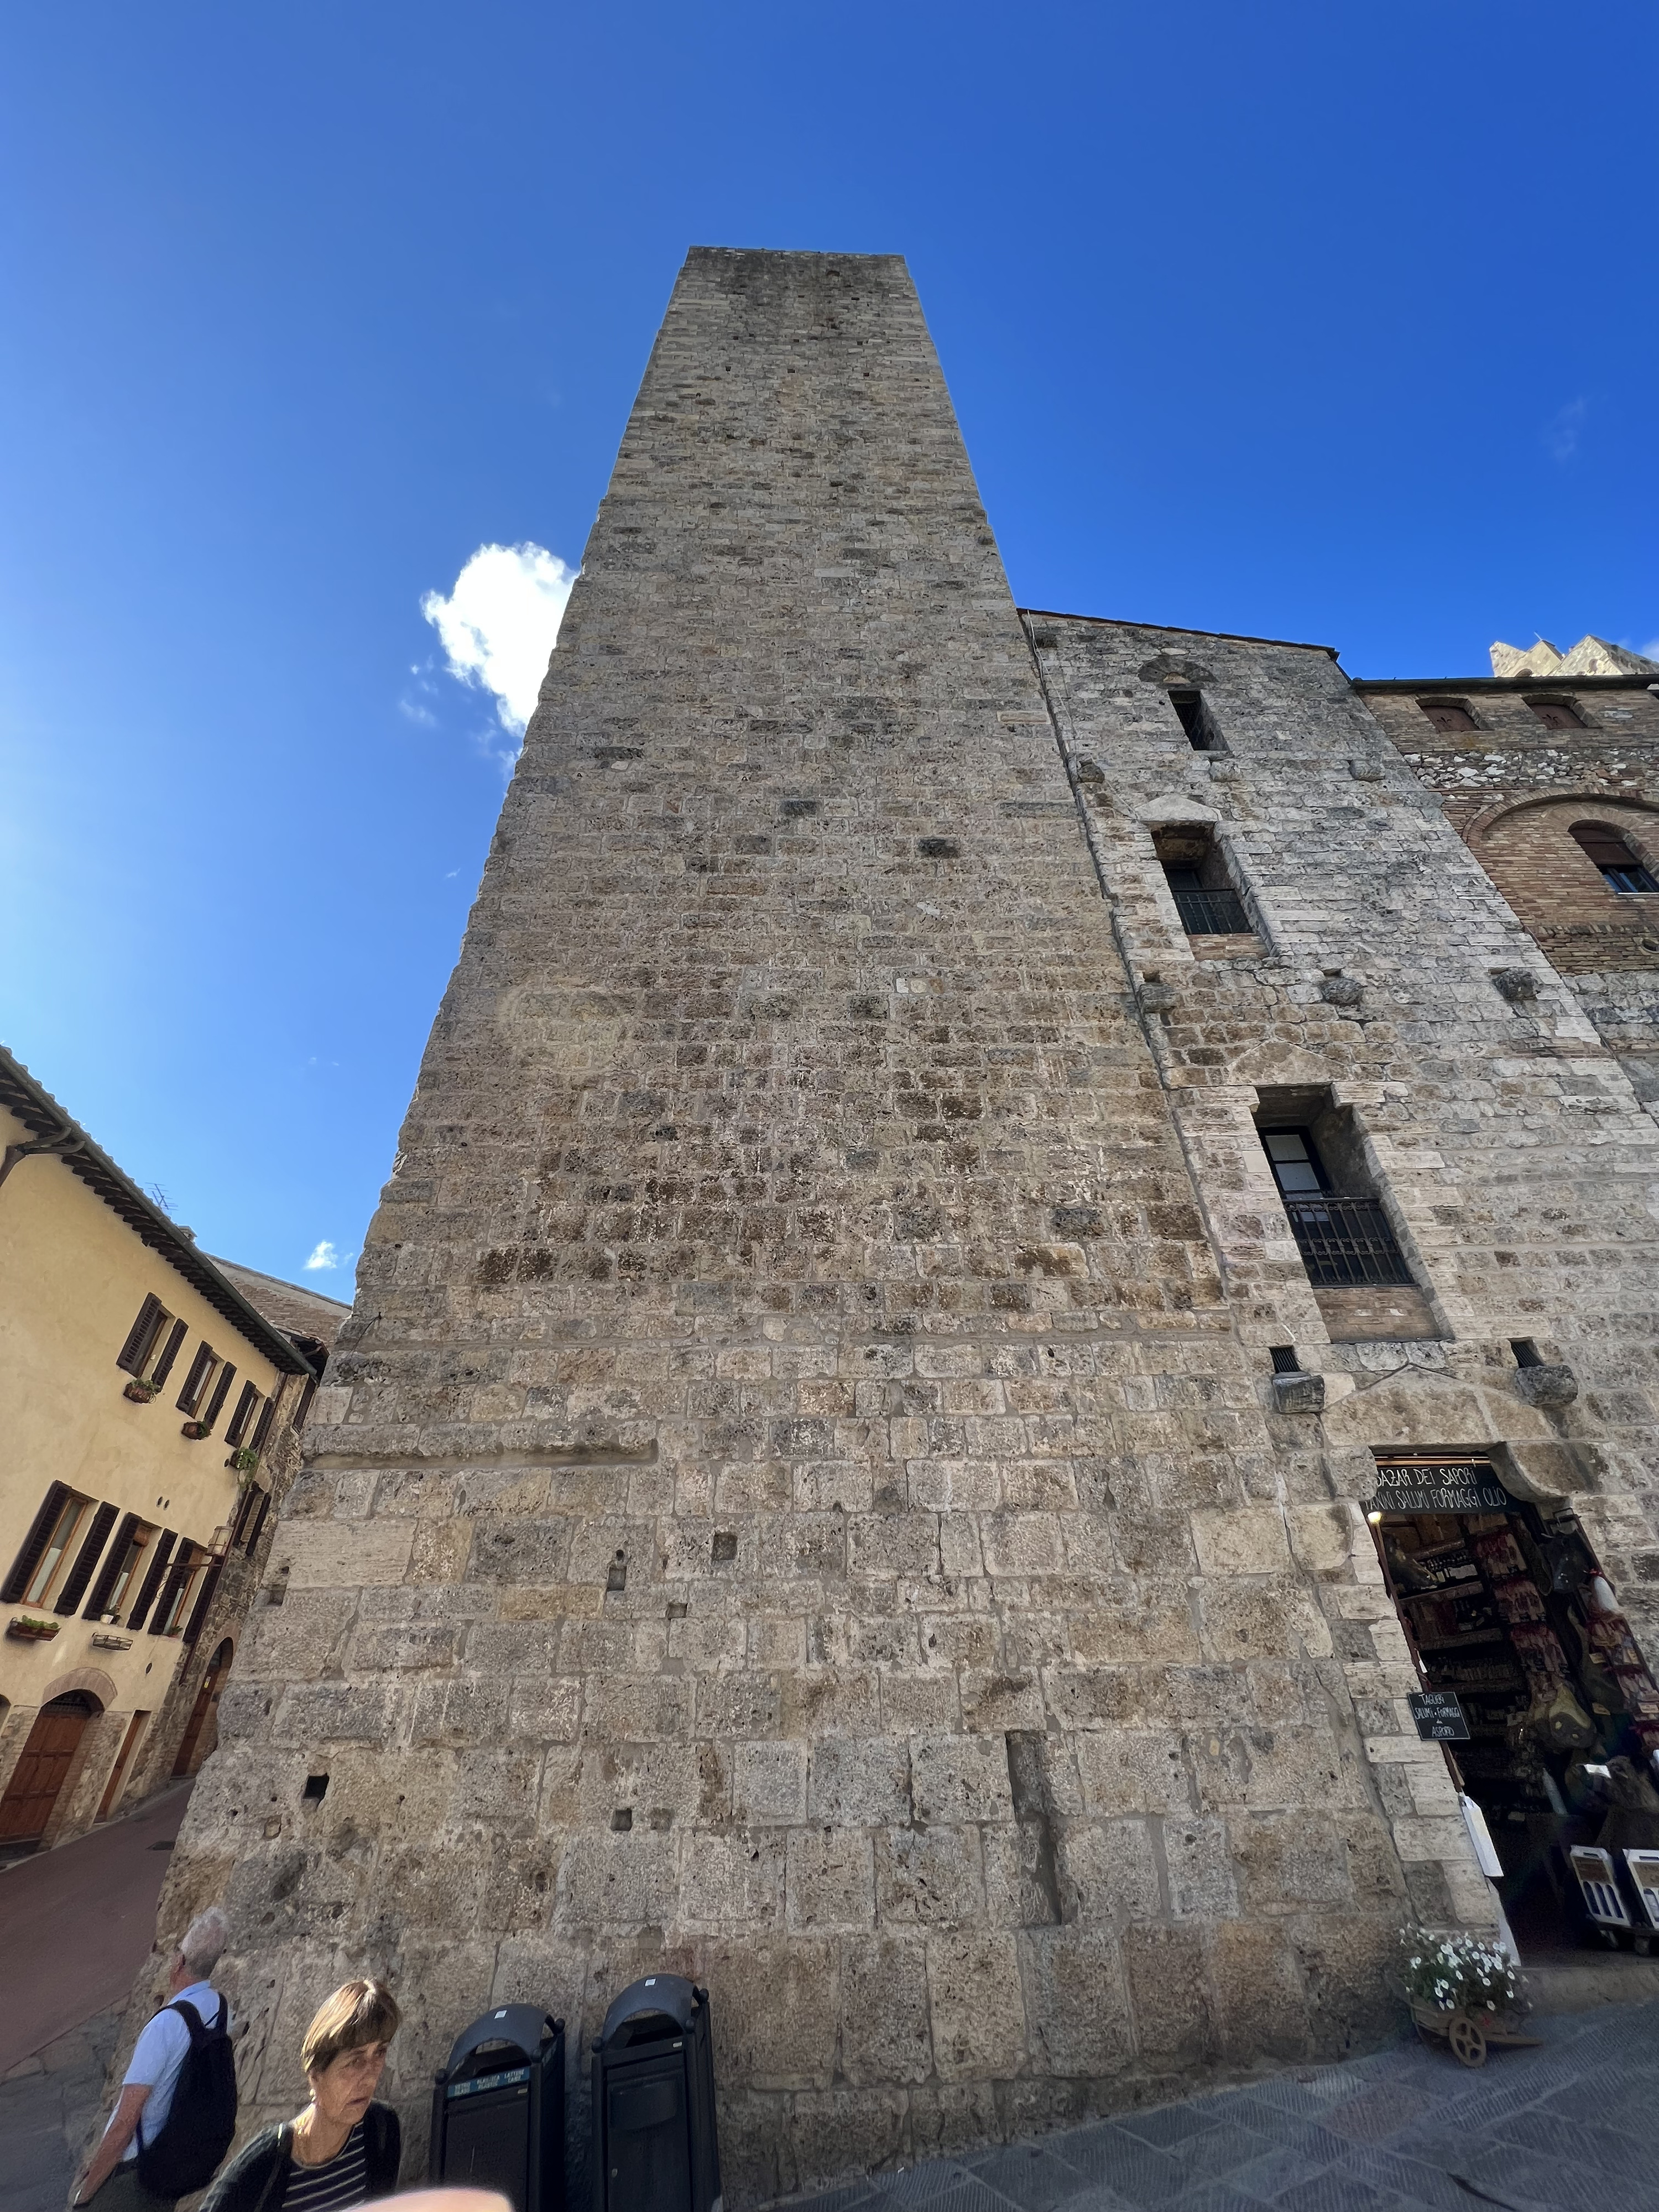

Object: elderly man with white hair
[72,1905,235,2210]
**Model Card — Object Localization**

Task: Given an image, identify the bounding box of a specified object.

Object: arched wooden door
[172,1639,233,1778]
[0,1693,96,1845]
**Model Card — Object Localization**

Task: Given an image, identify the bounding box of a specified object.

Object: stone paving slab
[770,1998,1659,2212]
[0,2007,120,2212]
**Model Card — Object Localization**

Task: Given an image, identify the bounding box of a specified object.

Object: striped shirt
[282,2119,369,2210]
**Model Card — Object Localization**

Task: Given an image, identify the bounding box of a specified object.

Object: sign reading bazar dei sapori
[1368,1458,1512,1514]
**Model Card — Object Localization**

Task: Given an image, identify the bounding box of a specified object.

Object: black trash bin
[430,2004,566,2212]
[591,1975,721,2212]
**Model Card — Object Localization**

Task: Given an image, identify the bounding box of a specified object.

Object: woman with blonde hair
[202,1979,402,2211]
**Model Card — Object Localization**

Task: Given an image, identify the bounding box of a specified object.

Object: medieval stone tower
[159,249,1659,2204]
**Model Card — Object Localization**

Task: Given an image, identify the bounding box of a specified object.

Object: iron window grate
[1281,1194,1415,1288]
[1173,887,1252,935]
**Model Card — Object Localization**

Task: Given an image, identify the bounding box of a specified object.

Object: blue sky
[2,1,1653,1294]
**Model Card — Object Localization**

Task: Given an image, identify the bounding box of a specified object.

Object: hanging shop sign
[1407,1690,1470,1742]
[1368,1459,1512,1514]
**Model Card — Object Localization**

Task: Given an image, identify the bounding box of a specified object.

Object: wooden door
[171,1641,231,1778]
[0,1702,90,1843]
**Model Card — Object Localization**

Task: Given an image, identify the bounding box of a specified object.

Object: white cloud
[1641,637,1659,662]
[421,542,576,738]
[1544,397,1587,463]
[304,1240,343,1271]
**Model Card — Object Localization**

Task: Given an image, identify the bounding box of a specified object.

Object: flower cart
[1400,1929,1540,2068]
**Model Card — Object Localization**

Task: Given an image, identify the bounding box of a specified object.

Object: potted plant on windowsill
[124,1378,162,1404]
[6,1615,61,1641]
[228,1446,260,1478]
[181,1420,208,1439]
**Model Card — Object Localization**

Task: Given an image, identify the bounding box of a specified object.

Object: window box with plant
[181,1420,209,1440]
[123,1377,163,1404]
[6,1614,62,1641]
[228,1446,261,1478]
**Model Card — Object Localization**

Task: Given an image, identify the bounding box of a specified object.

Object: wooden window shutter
[83,1512,140,1618]
[117,1295,166,1375]
[182,1559,223,1646]
[177,1344,216,1413]
[55,1501,118,1615]
[293,1377,318,1430]
[2,1482,74,1604]
[250,1397,276,1452]
[243,1490,272,1554]
[201,1363,237,1434]
[126,1530,176,1631]
[150,1319,189,1388]
[151,1550,196,1637]
[225,1382,259,1448]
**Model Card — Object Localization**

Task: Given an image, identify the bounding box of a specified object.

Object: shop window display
[1372,1459,1659,1954]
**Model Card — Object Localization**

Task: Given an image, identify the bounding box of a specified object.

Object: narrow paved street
[776,1995,1659,2212]
[0,1782,189,2076]
[0,1783,190,2212]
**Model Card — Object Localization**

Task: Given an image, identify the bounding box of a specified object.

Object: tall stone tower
[173,253,1420,2201]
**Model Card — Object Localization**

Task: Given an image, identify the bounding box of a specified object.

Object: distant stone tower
[166,252,1442,2202]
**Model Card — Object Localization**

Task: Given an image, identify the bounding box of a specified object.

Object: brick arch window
[1571,822,1659,895]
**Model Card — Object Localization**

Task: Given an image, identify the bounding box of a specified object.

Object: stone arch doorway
[0,1691,102,1848]
[171,1638,233,1780]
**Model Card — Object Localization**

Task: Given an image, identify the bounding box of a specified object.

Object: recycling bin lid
[440,2004,561,2078]
[598,1973,702,2048]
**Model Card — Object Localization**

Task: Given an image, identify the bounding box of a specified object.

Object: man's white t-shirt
[116,1981,225,2163]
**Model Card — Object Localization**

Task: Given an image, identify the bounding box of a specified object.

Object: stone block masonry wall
[1361,680,1659,1077]
[151,254,1422,2205]
[1031,612,1659,1885]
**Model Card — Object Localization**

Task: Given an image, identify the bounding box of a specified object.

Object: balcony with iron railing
[1173,886,1253,935]
[1280,1193,1415,1288]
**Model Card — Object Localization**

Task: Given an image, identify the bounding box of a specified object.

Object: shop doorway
[1370,1456,1659,1956]
[172,1639,232,1778]
[0,1692,99,1849]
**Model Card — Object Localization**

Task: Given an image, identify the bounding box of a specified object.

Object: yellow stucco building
[0,1048,345,1853]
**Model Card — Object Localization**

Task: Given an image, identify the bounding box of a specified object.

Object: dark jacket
[199,2104,401,2212]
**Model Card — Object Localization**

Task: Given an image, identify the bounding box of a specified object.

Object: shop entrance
[1370,1457,1659,1955]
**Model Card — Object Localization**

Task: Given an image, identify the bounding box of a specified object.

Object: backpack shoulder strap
[167,2000,206,2040]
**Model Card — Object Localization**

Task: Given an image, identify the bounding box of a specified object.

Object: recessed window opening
[1417,698,1477,733]
[176,1344,220,1416]
[1527,696,1584,730]
[1269,1345,1302,1374]
[1152,825,1251,935]
[1571,823,1659,895]
[21,1492,88,1607]
[1511,1339,1543,1369]
[302,1772,329,1803]
[1167,687,1227,753]
[1255,1095,1415,1291]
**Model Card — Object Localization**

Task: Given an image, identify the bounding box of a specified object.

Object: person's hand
[382,2193,511,2212]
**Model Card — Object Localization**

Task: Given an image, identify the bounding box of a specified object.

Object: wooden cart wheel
[1448,2015,1488,2068]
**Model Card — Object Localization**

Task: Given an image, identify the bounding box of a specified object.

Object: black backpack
[135,1996,238,2196]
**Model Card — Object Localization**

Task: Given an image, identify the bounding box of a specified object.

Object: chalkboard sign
[1408,1691,1470,1742]
[1369,1460,1511,1514]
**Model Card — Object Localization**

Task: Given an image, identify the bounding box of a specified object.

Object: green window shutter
[2,1482,74,1604]
[126,1530,176,1631]
[54,1501,117,1615]
[116,1295,166,1375]
[83,1512,140,1618]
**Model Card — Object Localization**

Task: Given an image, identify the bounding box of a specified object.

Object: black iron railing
[1281,1194,1416,1288]
[1173,887,1252,936]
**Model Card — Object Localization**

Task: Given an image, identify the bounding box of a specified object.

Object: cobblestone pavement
[775,1998,1659,2212]
[0,2007,119,2212]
